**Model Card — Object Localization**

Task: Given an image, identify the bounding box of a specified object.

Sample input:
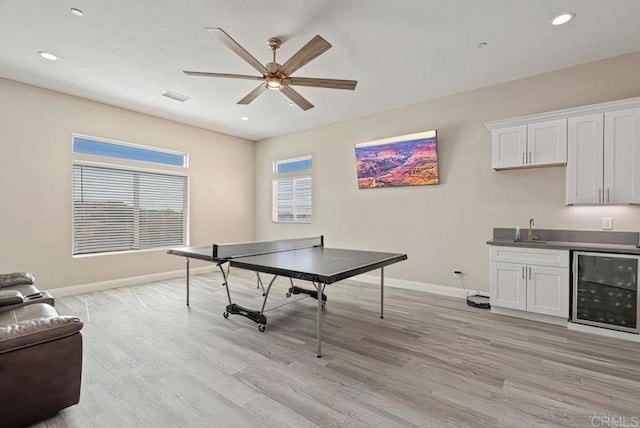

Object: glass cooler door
[573,252,639,332]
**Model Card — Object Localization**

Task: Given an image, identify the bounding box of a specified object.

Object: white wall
[254,52,640,292]
[0,78,255,289]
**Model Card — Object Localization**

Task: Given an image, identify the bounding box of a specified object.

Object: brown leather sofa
[0,299,83,426]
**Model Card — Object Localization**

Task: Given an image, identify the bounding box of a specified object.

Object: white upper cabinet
[491,125,527,169]
[566,108,640,205]
[566,114,604,205]
[604,109,640,204]
[490,120,567,170]
[527,119,568,166]
[486,96,640,205]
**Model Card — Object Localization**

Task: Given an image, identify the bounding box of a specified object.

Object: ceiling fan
[183,28,357,111]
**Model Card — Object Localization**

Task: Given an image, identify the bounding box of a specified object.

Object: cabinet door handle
[528,266,532,280]
[607,188,610,203]
[522,152,525,165]
[522,266,525,279]
[528,151,531,164]
[598,188,602,204]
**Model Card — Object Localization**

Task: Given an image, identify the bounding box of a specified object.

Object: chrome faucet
[528,218,537,241]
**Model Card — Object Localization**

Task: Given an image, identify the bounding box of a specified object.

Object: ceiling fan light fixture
[265,77,283,90]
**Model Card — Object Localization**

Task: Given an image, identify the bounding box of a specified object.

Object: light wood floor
[33,270,640,428]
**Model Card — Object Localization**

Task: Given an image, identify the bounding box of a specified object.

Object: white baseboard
[47,266,216,298]
[567,322,640,343]
[353,274,479,299]
[490,306,568,326]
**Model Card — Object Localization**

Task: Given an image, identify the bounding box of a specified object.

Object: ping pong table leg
[186,257,190,307]
[255,272,266,295]
[316,282,325,358]
[218,262,233,306]
[259,275,278,315]
[380,266,384,319]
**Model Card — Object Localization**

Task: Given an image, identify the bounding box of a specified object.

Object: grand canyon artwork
[354,130,439,189]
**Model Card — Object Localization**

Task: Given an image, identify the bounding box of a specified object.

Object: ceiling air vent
[161,90,191,102]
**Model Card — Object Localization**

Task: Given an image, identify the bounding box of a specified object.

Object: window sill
[72,245,182,258]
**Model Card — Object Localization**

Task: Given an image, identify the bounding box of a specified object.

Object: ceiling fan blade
[278,35,331,76]
[281,86,314,111]
[288,77,357,90]
[238,84,267,105]
[206,27,268,75]
[183,71,263,81]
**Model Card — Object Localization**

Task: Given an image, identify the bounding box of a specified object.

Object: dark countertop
[486,239,640,255]
[488,228,640,255]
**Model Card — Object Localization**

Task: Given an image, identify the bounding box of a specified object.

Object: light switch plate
[601,217,613,230]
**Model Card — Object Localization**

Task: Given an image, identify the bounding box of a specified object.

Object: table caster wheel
[322,301,326,309]
[258,324,266,332]
[223,312,229,319]
[286,292,291,298]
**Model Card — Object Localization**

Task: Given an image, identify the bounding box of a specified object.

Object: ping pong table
[167,236,407,357]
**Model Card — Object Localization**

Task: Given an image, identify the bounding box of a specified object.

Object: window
[274,156,312,174]
[272,156,312,223]
[73,136,187,167]
[72,135,188,255]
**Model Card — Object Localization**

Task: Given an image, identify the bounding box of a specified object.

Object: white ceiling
[0,0,638,141]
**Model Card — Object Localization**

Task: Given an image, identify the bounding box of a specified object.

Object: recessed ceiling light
[289,102,295,107]
[70,8,84,16]
[477,42,488,48]
[240,116,249,121]
[37,51,58,61]
[551,12,575,26]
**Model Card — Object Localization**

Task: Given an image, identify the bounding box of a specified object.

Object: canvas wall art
[354,130,439,189]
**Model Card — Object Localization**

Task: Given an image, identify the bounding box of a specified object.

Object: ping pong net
[212,235,324,260]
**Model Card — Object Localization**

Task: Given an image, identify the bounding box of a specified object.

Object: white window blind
[273,176,312,223]
[73,164,188,255]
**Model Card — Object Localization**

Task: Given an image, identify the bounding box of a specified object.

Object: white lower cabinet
[491,262,527,311]
[490,247,569,319]
[527,264,569,318]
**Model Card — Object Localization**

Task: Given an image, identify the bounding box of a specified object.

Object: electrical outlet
[601,217,613,230]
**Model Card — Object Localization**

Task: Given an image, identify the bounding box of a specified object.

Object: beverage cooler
[573,252,639,333]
